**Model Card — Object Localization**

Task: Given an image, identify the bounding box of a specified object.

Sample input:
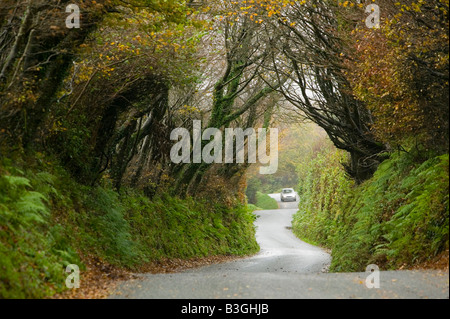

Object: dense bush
[293,145,352,248]
[293,145,449,272]
[0,158,80,298]
[0,155,259,298]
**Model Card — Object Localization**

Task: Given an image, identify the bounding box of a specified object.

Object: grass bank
[0,152,259,298]
[293,146,449,272]
[255,192,279,210]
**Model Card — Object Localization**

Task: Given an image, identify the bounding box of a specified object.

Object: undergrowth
[255,192,278,210]
[0,153,259,298]
[293,145,449,272]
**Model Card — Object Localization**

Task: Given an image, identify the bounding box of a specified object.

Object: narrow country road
[110,195,449,299]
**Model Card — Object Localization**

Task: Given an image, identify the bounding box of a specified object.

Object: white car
[280,188,296,202]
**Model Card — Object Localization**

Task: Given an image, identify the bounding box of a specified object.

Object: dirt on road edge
[51,254,251,299]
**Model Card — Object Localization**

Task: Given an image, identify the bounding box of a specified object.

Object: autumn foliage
[342,0,449,151]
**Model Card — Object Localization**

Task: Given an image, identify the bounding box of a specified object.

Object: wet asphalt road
[110,195,449,299]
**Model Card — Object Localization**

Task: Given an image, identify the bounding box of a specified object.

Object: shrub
[293,146,449,272]
[1,155,259,298]
[0,163,78,298]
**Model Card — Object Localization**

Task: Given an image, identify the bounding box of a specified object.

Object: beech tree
[0,0,105,146]
[1,0,447,197]
[171,1,283,196]
[342,0,449,153]
[257,0,386,182]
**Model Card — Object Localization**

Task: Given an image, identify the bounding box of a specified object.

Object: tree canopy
[1,0,448,196]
